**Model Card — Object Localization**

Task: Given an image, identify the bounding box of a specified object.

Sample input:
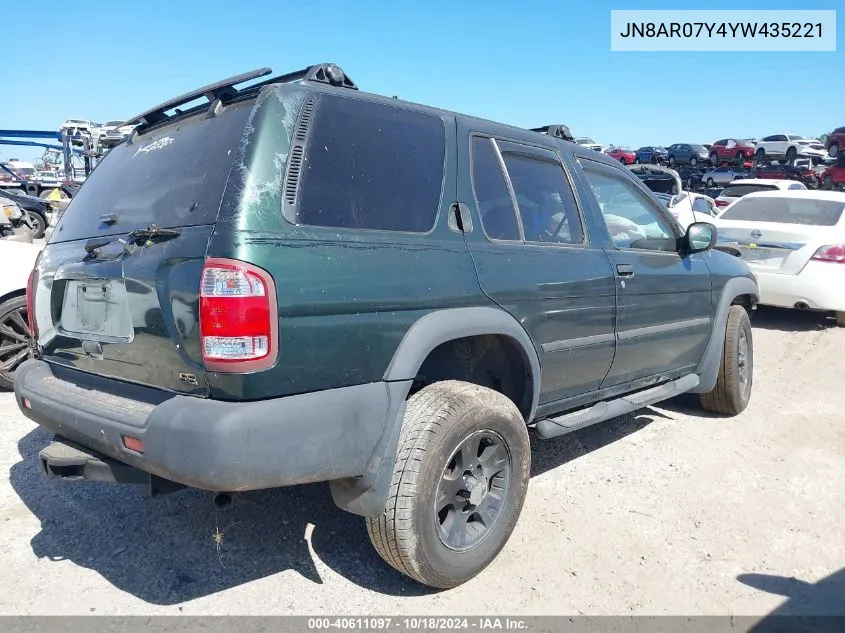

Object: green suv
[15,64,758,589]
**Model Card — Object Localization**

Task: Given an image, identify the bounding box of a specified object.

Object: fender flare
[692,276,759,394]
[331,306,541,517]
[383,306,541,422]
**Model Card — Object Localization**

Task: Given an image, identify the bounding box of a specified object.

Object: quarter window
[293,95,445,232]
[582,170,677,252]
[471,137,521,241]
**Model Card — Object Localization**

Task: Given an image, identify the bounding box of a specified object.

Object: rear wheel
[786,146,797,162]
[0,295,31,391]
[700,305,753,415]
[366,380,530,589]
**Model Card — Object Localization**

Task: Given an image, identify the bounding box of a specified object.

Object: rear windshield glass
[720,196,845,226]
[721,184,777,198]
[51,100,253,243]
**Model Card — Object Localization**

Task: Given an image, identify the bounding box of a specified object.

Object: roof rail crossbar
[531,124,574,142]
[124,63,357,133]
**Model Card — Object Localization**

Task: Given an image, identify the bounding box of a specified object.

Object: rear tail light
[716,200,729,207]
[199,258,278,372]
[811,244,845,264]
[25,269,37,340]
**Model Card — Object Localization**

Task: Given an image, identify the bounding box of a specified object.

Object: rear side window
[52,100,254,243]
[721,184,777,197]
[292,95,445,232]
[471,137,520,241]
[720,197,845,226]
[500,153,584,245]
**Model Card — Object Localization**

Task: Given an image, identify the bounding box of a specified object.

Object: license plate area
[738,246,785,268]
[58,279,134,342]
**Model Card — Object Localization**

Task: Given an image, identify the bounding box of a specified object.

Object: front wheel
[699,305,753,415]
[786,146,797,162]
[366,381,530,589]
[830,144,839,159]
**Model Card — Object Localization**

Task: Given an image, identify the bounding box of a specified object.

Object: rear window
[52,99,254,243]
[720,196,845,226]
[291,95,445,232]
[721,184,777,198]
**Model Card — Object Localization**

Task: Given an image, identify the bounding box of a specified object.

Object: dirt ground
[0,306,842,616]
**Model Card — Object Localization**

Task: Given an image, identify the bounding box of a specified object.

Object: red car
[606,147,636,164]
[819,162,845,189]
[824,126,845,159]
[709,138,756,165]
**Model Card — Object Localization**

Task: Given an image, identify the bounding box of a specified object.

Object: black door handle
[616,264,635,277]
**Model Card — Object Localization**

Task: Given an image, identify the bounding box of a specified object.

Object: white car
[0,240,41,389]
[667,192,719,228]
[754,134,828,163]
[629,165,718,228]
[575,137,604,153]
[713,190,845,325]
[60,119,95,136]
[715,179,806,210]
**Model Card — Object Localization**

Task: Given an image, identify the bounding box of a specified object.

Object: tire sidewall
[0,295,29,390]
[407,399,530,587]
[726,307,753,408]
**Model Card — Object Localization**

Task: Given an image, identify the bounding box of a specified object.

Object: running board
[535,374,699,439]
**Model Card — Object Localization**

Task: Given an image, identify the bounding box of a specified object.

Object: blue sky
[2,0,842,162]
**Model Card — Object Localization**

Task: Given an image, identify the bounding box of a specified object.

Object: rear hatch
[32,99,255,396]
[715,195,845,274]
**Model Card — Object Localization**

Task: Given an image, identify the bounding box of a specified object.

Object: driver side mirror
[684,222,717,254]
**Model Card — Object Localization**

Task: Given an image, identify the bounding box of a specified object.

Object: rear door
[574,158,713,387]
[457,122,617,404]
[31,98,256,396]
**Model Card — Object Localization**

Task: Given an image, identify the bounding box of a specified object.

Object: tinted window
[721,184,778,197]
[715,139,728,146]
[52,100,254,243]
[582,169,676,251]
[692,197,712,214]
[294,96,445,232]
[471,137,520,241]
[720,196,845,225]
[500,153,584,245]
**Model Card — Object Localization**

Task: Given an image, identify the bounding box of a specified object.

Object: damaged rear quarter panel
[206,86,484,400]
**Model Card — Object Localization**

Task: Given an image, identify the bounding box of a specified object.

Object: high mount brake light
[199,258,279,372]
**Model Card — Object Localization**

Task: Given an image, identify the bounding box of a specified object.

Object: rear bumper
[753,262,845,312]
[14,359,407,492]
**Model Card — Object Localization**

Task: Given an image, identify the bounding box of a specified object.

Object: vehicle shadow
[750,305,835,332]
[10,408,663,605]
[739,568,845,630]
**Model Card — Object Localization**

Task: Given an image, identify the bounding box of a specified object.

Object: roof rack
[124,63,357,133]
[530,124,574,142]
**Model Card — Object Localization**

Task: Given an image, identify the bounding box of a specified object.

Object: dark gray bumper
[14,359,409,492]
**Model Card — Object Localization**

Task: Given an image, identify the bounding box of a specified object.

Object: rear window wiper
[84,225,181,259]
[126,225,181,246]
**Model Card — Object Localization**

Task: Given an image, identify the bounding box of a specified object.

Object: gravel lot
[0,306,842,616]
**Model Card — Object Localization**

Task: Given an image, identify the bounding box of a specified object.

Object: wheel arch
[383,306,541,423]
[692,277,759,394]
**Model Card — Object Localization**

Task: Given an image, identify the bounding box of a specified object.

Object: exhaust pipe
[794,301,810,310]
[212,492,234,510]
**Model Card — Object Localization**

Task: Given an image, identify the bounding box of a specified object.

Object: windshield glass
[720,196,845,226]
[577,138,595,144]
[51,99,253,243]
[721,184,777,198]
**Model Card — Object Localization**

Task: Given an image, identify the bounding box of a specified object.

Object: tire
[824,176,834,190]
[26,211,46,239]
[710,153,719,166]
[836,312,845,327]
[786,146,797,162]
[0,295,32,391]
[634,157,641,164]
[651,155,659,165]
[668,156,676,167]
[619,157,626,164]
[707,177,715,188]
[690,157,698,167]
[366,380,530,589]
[755,148,766,162]
[699,305,753,416]
[830,143,839,159]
